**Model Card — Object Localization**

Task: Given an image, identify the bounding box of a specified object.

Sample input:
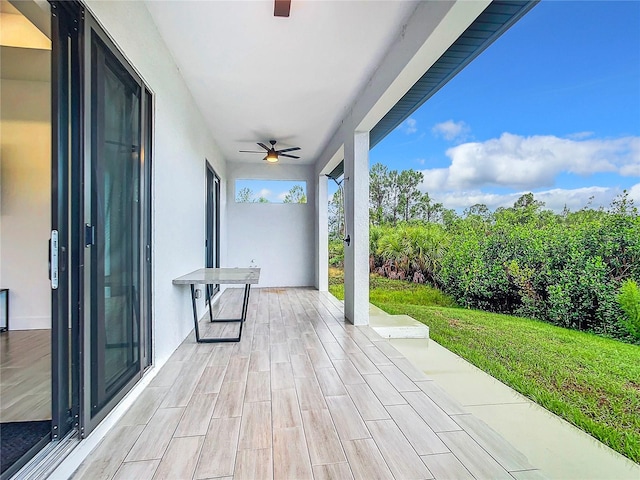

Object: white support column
[316,174,329,291]
[343,131,369,325]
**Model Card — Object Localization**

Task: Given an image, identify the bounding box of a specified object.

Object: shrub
[340,190,639,341]
[617,279,640,340]
[328,239,344,268]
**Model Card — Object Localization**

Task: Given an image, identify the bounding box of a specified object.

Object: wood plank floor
[73,288,545,480]
[0,329,51,422]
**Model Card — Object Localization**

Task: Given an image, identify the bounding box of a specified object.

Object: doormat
[0,420,51,474]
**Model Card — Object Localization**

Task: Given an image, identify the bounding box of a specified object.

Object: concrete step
[369,304,429,339]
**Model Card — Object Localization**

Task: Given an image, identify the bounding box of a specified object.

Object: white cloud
[531,186,614,211]
[431,190,518,210]
[403,118,417,134]
[432,120,470,142]
[258,188,271,199]
[420,133,640,191]
[420,168,450,193]
[431,185,629,213]
[620,163,640,176]
[628,183,640,203]
[566,131,595,140]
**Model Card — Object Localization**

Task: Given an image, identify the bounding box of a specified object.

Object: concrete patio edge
[363,300,640,479]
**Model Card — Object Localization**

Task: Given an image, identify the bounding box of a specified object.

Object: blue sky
[370,0,640,212]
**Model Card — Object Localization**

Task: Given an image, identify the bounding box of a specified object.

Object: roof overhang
[327,0,538,179]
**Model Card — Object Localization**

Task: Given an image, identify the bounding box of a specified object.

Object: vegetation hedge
[329,191,640,342]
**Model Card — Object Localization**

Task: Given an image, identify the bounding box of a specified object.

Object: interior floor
[0,329,51,422]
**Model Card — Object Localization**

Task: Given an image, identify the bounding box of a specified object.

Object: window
[235,179,307,204]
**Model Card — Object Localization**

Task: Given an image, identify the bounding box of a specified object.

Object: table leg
[241,284,250,321]
[206,284,214,322]
[190,283,251,343]
[236,284,250,340]
[190,284,201,342]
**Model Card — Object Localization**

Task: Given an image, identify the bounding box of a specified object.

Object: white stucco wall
[227,162,315,288]
[0,78,51,330]
[315,174,329,291]
[85,0,227,367]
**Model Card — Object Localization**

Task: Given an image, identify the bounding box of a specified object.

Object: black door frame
[3,2,152,477]
[51,0,153,439]
[206,161,221,298]
[51,0,83,445]
[81,14,153,435]
[0,3,84,479]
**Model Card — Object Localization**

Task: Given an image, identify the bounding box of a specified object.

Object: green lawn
[329,271,640,463]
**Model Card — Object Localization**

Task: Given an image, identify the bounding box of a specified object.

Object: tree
[609,190,638,217]
[236,187,254,203]
[464,203,491,220]
[417,192,443,223]
[440,208,459,228]
[512,193,545,224]
[386,169,401,225]
[283,185,307,204]
[328,189,345,240]
[369,166,426,223]
[397,169,424,222]
[495,193,546,225]
[369,163,390,225]
[513,192,544,211]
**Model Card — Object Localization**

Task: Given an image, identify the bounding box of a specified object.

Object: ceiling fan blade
[274,0,291,17]
[257,142,270,151]
[275,147,301,153]
[239,150,265,153]
[279,153,300,159]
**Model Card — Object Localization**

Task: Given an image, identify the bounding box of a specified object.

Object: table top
[173,268,260,285]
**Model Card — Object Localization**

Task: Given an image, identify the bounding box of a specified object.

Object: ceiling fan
[240,140,301,163]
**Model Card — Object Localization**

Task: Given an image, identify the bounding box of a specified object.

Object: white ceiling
[0,0,50,50]
[0,0,50,82]
[144,0,419,165]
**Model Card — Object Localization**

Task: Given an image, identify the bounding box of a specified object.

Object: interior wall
[85,0,227,366]
[0,69,51,330]
[227,162,315,288]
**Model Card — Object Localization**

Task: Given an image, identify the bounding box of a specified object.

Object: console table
[172,268,260,343]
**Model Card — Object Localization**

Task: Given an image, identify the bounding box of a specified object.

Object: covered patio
[5,1,640,478]
[71,288,541,480]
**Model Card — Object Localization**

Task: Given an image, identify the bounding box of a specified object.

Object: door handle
[85,224,95,247]
[50,230,59,289]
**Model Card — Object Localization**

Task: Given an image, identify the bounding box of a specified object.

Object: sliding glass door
[51,1,81,447]
[2,4,152,472]
[89,36,141,416]
[83,21,152,433]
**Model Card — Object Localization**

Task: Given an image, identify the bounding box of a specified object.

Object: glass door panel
[90,36,141,415]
